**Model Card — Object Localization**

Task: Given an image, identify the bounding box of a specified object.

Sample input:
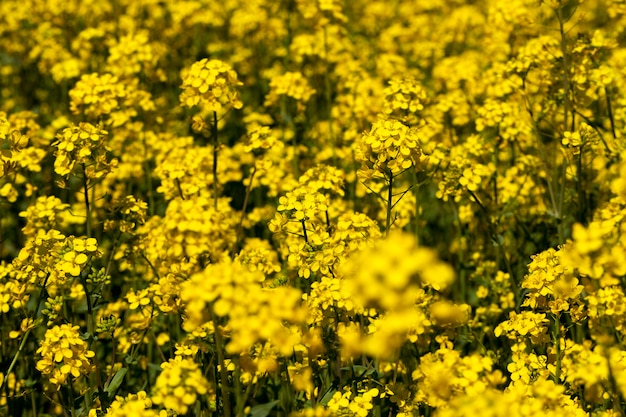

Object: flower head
[356,119,422,181]
[36,324,95,386]
[180,59,243,111]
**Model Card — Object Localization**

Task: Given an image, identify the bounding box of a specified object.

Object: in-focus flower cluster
[180,58,243,111]
[52,122,117,182]
[35,324,95,386]
[356,119,422,181]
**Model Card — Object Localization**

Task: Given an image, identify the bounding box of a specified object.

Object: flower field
[2,0,626,415]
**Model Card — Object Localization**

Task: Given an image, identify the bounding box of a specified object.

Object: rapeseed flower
[36,324,95,386]
[152,357,211,415]
[180,58,243,111]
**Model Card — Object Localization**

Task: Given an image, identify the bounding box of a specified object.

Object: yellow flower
[340,230,454,312]
[180,58,243,111]
[52,122,116,182]
[152,357,212,415]
[327,387,380,417]
[36,324,95,386]
[382,77,429,125]
[102,391,163,417]
[126,288,152,310]
[264,71,316,113]
[356,119,422,180]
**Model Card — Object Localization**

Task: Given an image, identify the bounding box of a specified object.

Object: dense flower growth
[1,0,626,416]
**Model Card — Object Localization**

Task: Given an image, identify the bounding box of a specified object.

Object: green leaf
[248,400,279,417]
[105,367,127,396]
[148,362,163,372]
[351,365,377,377]
[319,386,337,406]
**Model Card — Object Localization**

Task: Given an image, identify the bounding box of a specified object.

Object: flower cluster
[3,0,626,416]
[356,119,422,181]
[522,247,584,315]
[106,31,163,78]
[235,238,282,276]
[69,73,154,126]
[264,71,316,113]
[244,126,280,156]
[56,235,99,278]
[382,77,429,125]
[153,135,243,200]
[35,324,95,386]
[277,186,330,222]
[335,231,455,358]
[52,122,117,181]
[180,257,307,355]
[98,391,166,417]
[340,231,454,311]
[435,377,587,417]
[494,311,551,346]
[326,387,381,417]
[179,58,243,111]
[296,0,348,27]
[18,196,69,237]
[413,342,504,408]
[152,357,212,415]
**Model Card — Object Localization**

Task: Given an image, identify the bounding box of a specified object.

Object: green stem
[301,220,309,243]
[236,377,255,417]
[557,161,566,243]
[521,77,562,239]
[412,170,420,244]
[103,230,122,281]
[140,251,161,280]
[607,349,626,417]
[235,166,257,252]
[142,136,156,216]
[213,316,232,417]
[386,173,394,236]
[31,387,37,417]
[453,204,466,303]
[104,333,118,386]
[175,178,185,201]
[553,313,561,383]
[212,111,219,210]
[80,271,107,410]
[291,123,299,178]
[1,274,50,390]
[556,4,571,244]
[82,164,91,238]
[280,96,299,178]
[575,147,587,224]
[80,165,108,409]
[56,390,72,417]
[605,86,617,140]
[467,189,519,306]
[233,359,244,417]
[68,382,76,417]
[152,329,167,363]
[0,219,4,260]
